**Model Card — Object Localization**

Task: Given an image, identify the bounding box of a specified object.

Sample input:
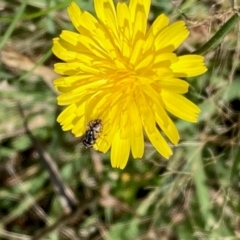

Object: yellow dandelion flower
[52,0,207,169]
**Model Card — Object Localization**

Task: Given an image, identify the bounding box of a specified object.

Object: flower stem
[193,12,240,55]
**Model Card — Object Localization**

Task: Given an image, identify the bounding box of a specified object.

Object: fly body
[83,119,102,148]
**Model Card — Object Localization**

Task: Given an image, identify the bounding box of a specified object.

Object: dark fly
[82,119,102,148]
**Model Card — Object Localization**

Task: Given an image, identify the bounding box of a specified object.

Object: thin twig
[32,200,96,240]
[17,102,78,213]
[4,164,49,225]
[0,228,31,240]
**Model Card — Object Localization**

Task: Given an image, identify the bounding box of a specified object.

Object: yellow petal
[97,127,115,153]
[116,2,131,58]
[53,36,96,64]
[128,0,151,66]
[94,0,119,42]
[129,0,151,40]
[67,2,83,32]
[129,0,150,26]
[57,104,77,131]
[80,12,122,60]
[152,53,178,69]
[129,36,144,66]
[85,92,112,121]
[147,14,169,37]
[155,114,180,145]
[142,84,170,126]
[130,127,144,158]
[128,101,144,158]
[155,21,189,51]
[60,30,110,60]
[119,109,129,139]
[96,105,120,153]
[111,130,130,169]
[57,79,105,105]
[57,104,76,122]
[135,53,154,71]
[145,127,172,159]
[142,15,170,57]
[161,90,201,122]
[154,67,174,79]
[71,115,86,137]
[54,75,95,88]
[59,30,80,47]
[171,55,208,77]
[160,78,189,93]
[54,62,100,76]
[135,91,156,134]
[154,53,178,65]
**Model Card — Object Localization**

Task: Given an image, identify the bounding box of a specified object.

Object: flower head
[52,0,207,169]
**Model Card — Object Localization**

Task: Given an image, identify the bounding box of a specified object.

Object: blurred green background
[1,0,240,239]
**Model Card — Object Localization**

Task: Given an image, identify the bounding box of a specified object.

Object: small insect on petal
[82,119,103,148]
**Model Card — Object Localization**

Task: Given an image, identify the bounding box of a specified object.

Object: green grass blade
[0,0,29,51]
